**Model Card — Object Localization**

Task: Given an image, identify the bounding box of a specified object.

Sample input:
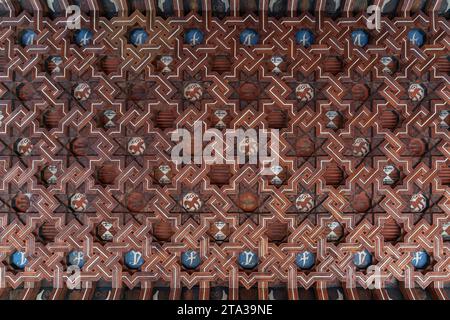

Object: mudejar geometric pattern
[0,0,449,300]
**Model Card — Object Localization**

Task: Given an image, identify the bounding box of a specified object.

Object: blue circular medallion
[129,28,149,46]
[74,28,93,47]
[67,251,85,268]
[184,28,204,46]
[124,250,144,269]
[11,251,28,269]
[351,30,369,47]
[181,250,201,269]
[295,29,314,47]
[20,29,37,46]
[411,250,430,269]
[407,29,425,47]
[240,29,259,46]
[353,249,372,269]
[295,251,315,270]
[238,250,259,269]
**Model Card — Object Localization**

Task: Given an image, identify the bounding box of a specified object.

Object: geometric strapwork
[0,0,449,300]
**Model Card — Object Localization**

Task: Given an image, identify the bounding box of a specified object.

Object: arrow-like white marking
[36,290,45,300]
[158,0,166,12]
[47,0,55,12]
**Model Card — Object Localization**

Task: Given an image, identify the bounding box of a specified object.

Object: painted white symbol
[353,33,363,46]
[242,251,255,266]
[36,290,45,300]
[24,33,35,45]
[134,33,145,45]
[412,252,423,265]
[268,290,275,300]
[130,251,142,266]
[298,33,310,46]
[410,33,419,45]
[221,290,227,300]
[243,33,255,46]
[80,33,90,46]
[190,32,201,45]
[66,5,81,30]
[218,0,230,12]
[355,251,367,266]
[71,252,84,266]
[18,252,27,265]
[158,0,167,12]
[186,251,198,266]
[298,252,310,266]
[47,0,56,12]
